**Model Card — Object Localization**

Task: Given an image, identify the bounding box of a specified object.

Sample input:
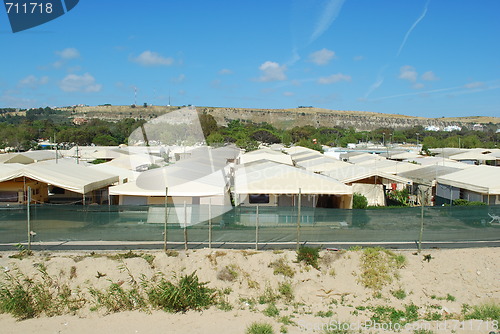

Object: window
[249,194,270,204]
[0,191,18,202]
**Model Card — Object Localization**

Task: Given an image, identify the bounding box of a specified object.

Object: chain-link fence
[1,205,499,248]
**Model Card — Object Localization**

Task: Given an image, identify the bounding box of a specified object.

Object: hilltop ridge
[56,105,500,131]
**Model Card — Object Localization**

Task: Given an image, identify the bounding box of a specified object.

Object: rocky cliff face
[197,107,493,131]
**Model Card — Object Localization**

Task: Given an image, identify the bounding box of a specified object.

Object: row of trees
[200,114,499,151]
[0,108,498,151]
[0,110,145,151]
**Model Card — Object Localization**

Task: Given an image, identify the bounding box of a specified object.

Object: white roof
[323,165,413,185]
[295,156,351,173]
[404,156,475,169]
[437,165,500,194]
[234,161,352,195]
[239,148,293,165]
[449,149,499,161]
[109,170,227,197]
[357,159,423,174]
[0,162,118,194]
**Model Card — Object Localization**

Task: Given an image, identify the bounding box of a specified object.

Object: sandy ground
[0,247,499,334]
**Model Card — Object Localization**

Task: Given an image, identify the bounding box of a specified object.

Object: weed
[329,268,336,277]
[206,251,226,265]
[446,294,456,302]
[69,266,77,279]
[369,303,419,326]
[0,268,85,320]
[424,311,442,321]
[463,302,500,322]
[264,303,280,317]
[165,250,179,257]
[297,246,320,270]
[413,330,435,334]
[9,244,33,260]
[280,324,288,333]
[391,288,407,300]
[145,271,216,313]
[240,250,258,257]
[359,247,405,290]
[258,286,279,304]
[269,258,295,278]
[246,322,275,334]
[279,315,295,325]
[278,282,294,302]
[88,283,146,313]
[316,310,334,317]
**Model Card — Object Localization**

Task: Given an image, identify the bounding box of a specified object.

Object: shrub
[452,199,486,206]
[146,271,216,313]
[297,246,321,269]
[352,193,368,209]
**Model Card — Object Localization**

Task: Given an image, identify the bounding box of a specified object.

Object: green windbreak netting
[0,204,499,244]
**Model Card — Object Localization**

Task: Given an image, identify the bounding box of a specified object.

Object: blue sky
[0,0,499,118]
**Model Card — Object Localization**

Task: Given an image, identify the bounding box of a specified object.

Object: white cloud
[132,51,174,66]
[413,83,425,89]
[353,55,364,61]
[309,48,335,65]
[317,73,351,84]
[464,81,485,89]
[56,48,80,60]
[399,65,418,82]
[258,61,287,82]
[218,69,233,75]
[59,73,102,92]
[283,91,294,96]
[171,74,186,83]
[421,71,439,81]
[18,75,49,88]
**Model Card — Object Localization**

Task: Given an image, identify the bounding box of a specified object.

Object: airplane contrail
[397,0,430,57]
[310,0,346,43]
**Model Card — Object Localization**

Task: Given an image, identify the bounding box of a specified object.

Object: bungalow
[233,160,352,209]
[436,165,500,205]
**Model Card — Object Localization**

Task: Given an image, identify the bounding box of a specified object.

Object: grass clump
[391,288,407,300]
[315,310,334,317]
[0,268,85,320]
[246,322,275,334]
[297,246,320,269]
[359,247,406,290]
[369,303,419,327]
[88,282,146,313]
[145,271,216,313]
[463,302,500,322]
[268,258,295,278]
[278,282,294,302]
[263,303,280,317]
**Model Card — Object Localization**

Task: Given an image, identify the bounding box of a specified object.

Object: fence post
[27,186,31,252]
[184,201,188,251]
[418,188,425,253]
[255,205,259,251]
[208,199,212,249]
[163,187,168,252]
[296,188,302,251]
